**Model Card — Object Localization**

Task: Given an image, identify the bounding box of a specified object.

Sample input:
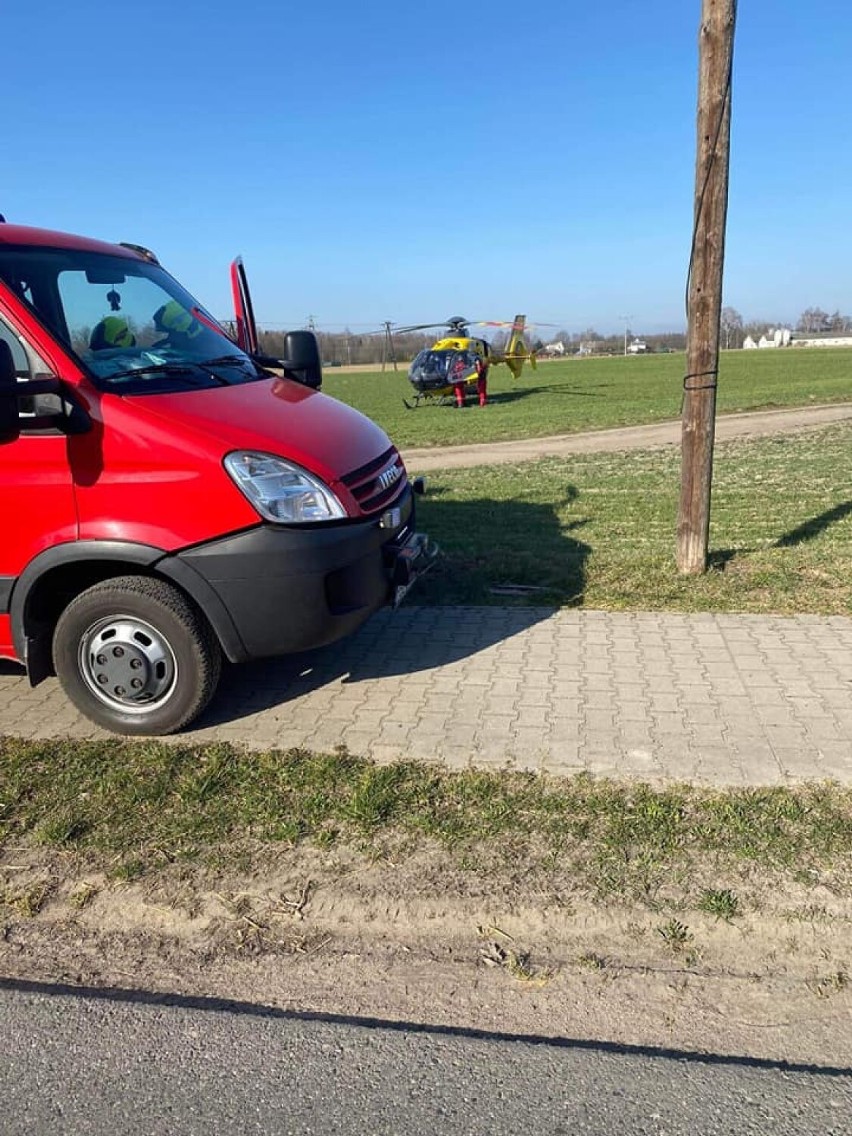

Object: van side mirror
[256,330,322,390]
[0,341,21,443]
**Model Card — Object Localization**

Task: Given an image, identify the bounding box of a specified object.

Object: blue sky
[5,1,850,336]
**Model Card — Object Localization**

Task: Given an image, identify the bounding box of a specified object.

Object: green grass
[2,737,851,903]
[698,888,741,921]
[322,349,852,449]
[410,421,852,614]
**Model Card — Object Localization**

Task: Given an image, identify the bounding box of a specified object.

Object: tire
[52,576,222,736]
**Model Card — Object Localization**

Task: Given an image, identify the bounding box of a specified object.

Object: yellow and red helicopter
[393,315,538,408]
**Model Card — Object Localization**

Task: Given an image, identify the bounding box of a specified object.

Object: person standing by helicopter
[451,352,468,408]
[475,351,489,407]
[450,347,490,408]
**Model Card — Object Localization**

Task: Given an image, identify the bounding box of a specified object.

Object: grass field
[322,348,852,449]
[321,349,852,615]
[2,737,851,902]
[411,421,852,615]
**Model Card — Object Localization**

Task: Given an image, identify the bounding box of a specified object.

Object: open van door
[230,257,323,390]
[230,257,259,356]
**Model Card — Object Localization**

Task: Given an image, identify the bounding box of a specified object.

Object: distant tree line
[255,325,687,363]
[793,308,852,334]
[249,305,852,365]
[257,328,436,367]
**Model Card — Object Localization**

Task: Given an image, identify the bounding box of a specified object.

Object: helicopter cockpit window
[408,348,479,395]
[410,350,448,375]
[408,349,452,393]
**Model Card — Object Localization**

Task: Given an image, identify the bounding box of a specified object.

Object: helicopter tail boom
[499,315,537,378]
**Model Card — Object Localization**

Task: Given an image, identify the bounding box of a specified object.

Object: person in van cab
[152,300,203,350]
[89,316,136,352]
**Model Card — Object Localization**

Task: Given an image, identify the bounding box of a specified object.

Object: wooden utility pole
[380,321,398,372]
[677,0,737,573]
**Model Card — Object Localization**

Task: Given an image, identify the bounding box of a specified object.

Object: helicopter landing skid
[403,393,455,410]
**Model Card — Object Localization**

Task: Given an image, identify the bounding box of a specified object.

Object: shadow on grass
[707,548,746,571]
[775,501,852,547]
[487,381,607,406]
[400,384,550,409]
[199,492,589,727]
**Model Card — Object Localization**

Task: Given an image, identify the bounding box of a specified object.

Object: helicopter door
[448,350,477,385]
[229,257,259,356]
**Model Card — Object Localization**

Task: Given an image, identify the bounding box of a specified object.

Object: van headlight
[224,451,346,523]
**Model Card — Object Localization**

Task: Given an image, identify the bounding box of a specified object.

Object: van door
[229,257,259,356]
[0,312,77,652]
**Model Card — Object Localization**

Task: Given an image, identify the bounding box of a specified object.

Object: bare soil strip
[2,845,850,1067]
[402,403,852,470]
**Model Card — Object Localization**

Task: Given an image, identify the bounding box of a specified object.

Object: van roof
[0,222,142,260]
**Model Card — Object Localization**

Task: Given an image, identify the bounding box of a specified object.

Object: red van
[0,220,434,735]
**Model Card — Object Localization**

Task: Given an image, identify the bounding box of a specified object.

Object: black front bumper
[171,486,436,662]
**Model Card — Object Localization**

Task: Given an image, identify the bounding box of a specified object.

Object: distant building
[743,328,852,349]
[627,338,647,354]
[791,332,852,348]
[745,328,793,349]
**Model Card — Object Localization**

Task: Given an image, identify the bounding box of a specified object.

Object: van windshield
[0,247,261,394]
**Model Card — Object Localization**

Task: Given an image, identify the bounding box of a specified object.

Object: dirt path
[401,402,852,470]
[3,847,851,1068]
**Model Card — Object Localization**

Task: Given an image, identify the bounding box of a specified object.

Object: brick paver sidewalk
[2,607,850,785]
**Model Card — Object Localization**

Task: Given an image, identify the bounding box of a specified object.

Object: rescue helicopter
[393,315,538,409]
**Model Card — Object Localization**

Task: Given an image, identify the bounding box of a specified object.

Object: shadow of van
[200,492,589,727]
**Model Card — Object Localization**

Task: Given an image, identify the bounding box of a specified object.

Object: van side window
[0,315,59,421]
[0,316,31,379]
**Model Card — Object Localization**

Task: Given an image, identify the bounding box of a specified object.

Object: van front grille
[340,446,407,514]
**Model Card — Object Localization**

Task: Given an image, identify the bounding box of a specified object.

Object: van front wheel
[53,576,222,736]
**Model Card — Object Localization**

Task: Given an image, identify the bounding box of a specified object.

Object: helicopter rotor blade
[479,320,561,329]
[391,317,477,335]
[390,321,451,334]
[381,317,562,336]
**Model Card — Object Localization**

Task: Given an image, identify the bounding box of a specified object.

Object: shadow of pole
[774,500,852,547]
[2,977,850,1079]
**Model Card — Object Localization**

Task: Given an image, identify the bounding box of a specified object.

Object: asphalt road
[2,981,851,1135]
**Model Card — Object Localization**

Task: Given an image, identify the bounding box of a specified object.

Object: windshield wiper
[106,362,222,387]
[108,363,198,378]
[196,355,251,368]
